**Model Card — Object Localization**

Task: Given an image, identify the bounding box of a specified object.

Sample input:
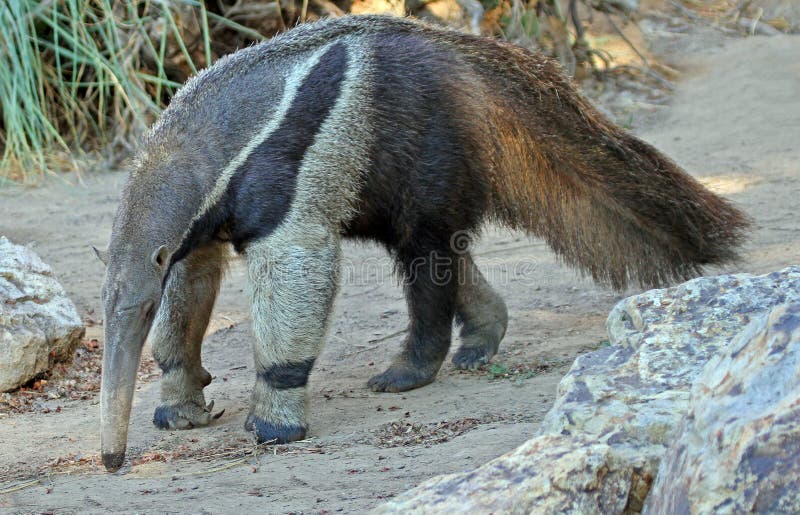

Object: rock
[538,267,800,508]
[377,267,800,513]
[374,435,633,514]
[0,236,84,391]
[644,303,800,514]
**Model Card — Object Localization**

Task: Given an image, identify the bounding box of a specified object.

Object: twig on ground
[0,478,42,495]
[604,12,649,67]
[602,14,674,91]
[368,329,408,344]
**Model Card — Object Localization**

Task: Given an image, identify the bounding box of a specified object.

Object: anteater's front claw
[207,401,225,420]
[153,400,223,430]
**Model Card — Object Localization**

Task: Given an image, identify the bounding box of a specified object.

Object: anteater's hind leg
[452,252,508,369]
[151,244,227,430]
[244,225,340,444]
[368,237,457,392]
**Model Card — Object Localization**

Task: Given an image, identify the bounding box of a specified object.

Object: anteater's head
[95,180,175,472]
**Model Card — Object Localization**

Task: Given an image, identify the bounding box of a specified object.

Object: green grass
[488,363,510,379]
[0,0,264,183]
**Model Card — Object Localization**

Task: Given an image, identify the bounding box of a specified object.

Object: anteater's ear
[93,246,109,266]
[150,245,170,271]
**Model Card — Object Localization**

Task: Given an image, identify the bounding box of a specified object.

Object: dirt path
[1,33,799,513]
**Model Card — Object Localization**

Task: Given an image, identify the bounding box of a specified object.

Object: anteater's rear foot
[452,340,500,370]
[367,355,442,393]
[453,269,508,370]
[452,320,506,370]
[245,414,306,444]
[153,400,223,430]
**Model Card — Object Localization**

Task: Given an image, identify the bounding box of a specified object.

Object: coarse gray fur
[98,15,748,471]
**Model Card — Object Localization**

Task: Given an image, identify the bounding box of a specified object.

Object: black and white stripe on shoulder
[167,42,349,272]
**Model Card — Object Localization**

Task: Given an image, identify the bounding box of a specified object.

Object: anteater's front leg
[244,225,340,444]
[151,244,226,430]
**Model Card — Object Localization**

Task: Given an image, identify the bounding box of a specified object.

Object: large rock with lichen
[374,434,633,513]
[0,236,84,391]
[536,267,800,508]
[376,267,800,513]
[644,302,800,513]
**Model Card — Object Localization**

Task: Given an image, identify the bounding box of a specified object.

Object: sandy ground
[0,31,798,513]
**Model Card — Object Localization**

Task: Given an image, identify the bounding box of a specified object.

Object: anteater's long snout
[100,310,150,472]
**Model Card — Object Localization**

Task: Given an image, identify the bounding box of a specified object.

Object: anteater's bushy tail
[462,38,750,289]
[275,16,748,289]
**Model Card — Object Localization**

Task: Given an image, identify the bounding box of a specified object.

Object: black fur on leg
[153,405,176,429]
[451,253,508,369]
[259,358,316,390]
[244,413,307,444]
[341,34,487,391]
[368,236,458,392]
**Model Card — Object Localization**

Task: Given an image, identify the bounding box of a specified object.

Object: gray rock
[374,435,633,514]
[0,236,84,391]
[538,267,800,508]
[644,303,800,514]
[377,267,800,513]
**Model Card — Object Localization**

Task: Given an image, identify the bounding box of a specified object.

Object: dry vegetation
[0,329,159,418]
[0,0,796,183]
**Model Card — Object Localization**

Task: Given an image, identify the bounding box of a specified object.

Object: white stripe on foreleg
[244,223,340,442]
